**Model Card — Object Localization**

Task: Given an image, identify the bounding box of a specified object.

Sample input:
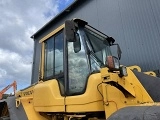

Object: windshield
[67,26,112,96]
[84,26,112,68]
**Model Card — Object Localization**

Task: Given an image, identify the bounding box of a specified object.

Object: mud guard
[6,96,28,120]
[108,106,160,120]
[133,71,160,102]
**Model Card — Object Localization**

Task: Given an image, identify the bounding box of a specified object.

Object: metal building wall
[31,0,160,83]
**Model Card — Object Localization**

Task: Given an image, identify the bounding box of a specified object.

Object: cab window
[44,31,64,80]
[67,31,89,95]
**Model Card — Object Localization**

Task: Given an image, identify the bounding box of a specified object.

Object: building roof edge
[31,0,82,39]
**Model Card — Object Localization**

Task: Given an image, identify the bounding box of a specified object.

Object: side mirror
[65,20,81,53]
[110,43,122,60]
[65,20,76,42]
[73,33,81,53]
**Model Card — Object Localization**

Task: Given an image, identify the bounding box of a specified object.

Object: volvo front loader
[1,19,160,120]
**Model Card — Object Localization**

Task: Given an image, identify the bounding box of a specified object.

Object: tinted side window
[44,31,64,80]
[55,32,63,76]
[44,37,54,78]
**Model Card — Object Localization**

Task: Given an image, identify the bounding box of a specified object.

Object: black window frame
[65,27,91,96]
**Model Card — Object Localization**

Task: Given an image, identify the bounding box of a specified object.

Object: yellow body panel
[33,80,65,112]
[16,85,34,97]
[128,65,141,72]
[65,73,104,112]
[128,65,156,77]
[20,97,47,120]
[15,66,157,119]
[144,71,156,77]
[101,67,153,118]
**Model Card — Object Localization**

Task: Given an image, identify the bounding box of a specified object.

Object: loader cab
[40,19,115,96]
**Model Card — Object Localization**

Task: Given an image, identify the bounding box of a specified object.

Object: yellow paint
[144,71,156,77]
[16,85,35,97]
[101,67,153,118]
[40,42,45,79]
[65,73,104,112]
[39,24,64,43]
[15,80,64,119]
[15,66,158,119]
[33,80,65,112]
[128,65,141,72]
[19,97,47,120]
[102,73,136,97]
[127,65,156,77]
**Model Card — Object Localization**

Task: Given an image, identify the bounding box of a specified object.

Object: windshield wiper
[89,50,104,67]
[82,35,104,67]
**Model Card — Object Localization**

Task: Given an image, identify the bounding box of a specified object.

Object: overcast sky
[0,0,74,93]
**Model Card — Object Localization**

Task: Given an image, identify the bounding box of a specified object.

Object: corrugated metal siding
[117,0,160,71]
[31,39,41,83]
[32,0,160,83]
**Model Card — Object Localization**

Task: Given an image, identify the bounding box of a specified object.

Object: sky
[0,0,74,93]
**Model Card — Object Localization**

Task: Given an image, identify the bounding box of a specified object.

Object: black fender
[133,71,160,102]
[108,106,160,120]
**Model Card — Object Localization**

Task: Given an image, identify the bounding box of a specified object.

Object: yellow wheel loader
[1,19,160,120]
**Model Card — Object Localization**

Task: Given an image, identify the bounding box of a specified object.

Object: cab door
[33,29,65,112]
